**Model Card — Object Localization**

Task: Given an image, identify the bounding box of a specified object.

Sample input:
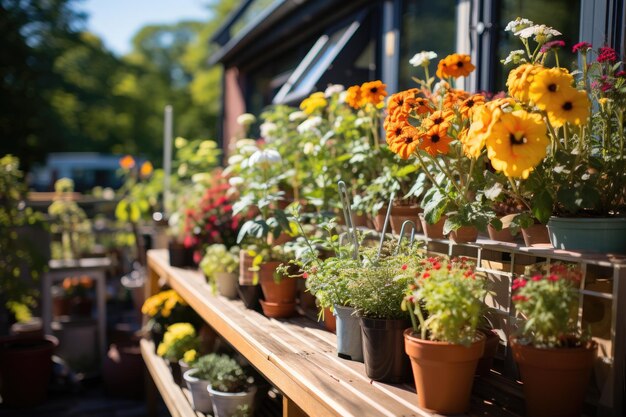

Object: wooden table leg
[283,395,308,417]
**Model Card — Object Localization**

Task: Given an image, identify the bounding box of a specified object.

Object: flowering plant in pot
[156,322,201,385]
[510,263,596,417]
[141,289,199,343]
[402,256,488,414]
[475,18,626,253]
[53,275,94,317]
[206,354,256,417]
[384,53,499,242]
[200,244,240,299]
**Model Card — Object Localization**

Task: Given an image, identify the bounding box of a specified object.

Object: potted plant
[509,263,597,417]
[156,322,201,386]
[346,250,421,382]
[384,53,499,242]
[200,244,240,299]
[179,347,198,376]
[141,289,200,347]
[474,18,626,253]
[206,354,256,417]
[53,275,94,317]
[403,256,488,414]
[183,353,220,413]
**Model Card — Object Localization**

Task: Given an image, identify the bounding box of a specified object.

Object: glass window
[229,0,280,40]
[494,0,581,92]
[399,0,457,91]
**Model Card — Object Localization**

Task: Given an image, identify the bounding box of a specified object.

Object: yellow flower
[486,110,549,179]
[300,92,327,114]
[157,343,167,357]
[462,98,514,159]
[546,88,590,127]
[183,349,197,364]
[528,67,574,111]
[360,80,387,106]
[507,64,543,103]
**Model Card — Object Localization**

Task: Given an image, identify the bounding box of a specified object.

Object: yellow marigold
[436,54,475,78]
[300,92,327,114]
[345,85,363,109]
[486,110,549,179]
[183,349,197,364]
[140,161,153,178]
[420,124,453,156]
[157,342,167,357]
[360,80,388,106]
[528,67,574,111]
[507,64,543,103]
[547,88,590,127]
[119,155,135,170]
[388,124,421,160]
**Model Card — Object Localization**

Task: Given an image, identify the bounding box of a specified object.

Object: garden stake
[338,180,359,260]
[376,192,395,260]
[395,220,416,255]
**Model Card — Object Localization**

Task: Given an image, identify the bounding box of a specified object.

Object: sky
[82,0,213,55]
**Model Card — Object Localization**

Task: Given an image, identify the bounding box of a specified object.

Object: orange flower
[388,125,421,159]
[459,94,486,118]
[420,124,453,156]
[443,88,470,108]
[436,54,475,78]
[385,121,407,145]
[421,110,454,131]
[408,97,434,116]
[360,80,387,105]
[119,155,135,170]
[140,161,154,178]
[345,85,363,109]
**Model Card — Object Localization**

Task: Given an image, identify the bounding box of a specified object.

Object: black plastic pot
[360,317,412,383]
[168,241,195,268]
[237,283,263,311]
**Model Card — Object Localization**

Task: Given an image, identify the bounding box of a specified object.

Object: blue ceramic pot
[547,217,626,254]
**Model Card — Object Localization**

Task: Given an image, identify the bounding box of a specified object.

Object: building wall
[223,67,247,155]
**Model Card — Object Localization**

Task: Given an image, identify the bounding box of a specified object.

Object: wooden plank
[140,339,200,417]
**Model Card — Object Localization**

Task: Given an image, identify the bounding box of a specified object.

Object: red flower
[401,264,408,270]
[432,262,441,270]
[597,46,618,63]
[616,70,626,77]
[512,277,527,291]
[512,295,529,302]
[548,274,559,282]
[572,41,592,53]
[422,271,431,279]
[531,275,542,281]
[302,272,309,279]
[540,40,565,53]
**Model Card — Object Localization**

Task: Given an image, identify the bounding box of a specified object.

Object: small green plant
[191,353,221,381]
[156,322,200,362]
[200,244,239,280]
[511,264,585,348]
[404,257,488,346]
[207,355,251,393]
[48,178,92,260]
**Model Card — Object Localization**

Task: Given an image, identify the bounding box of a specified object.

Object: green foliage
[191,353,221,381]
[512,264,584,348]
[207,355,250,393]
[200,244,239,281]
[405,257,488,346]
[48,178,92,259]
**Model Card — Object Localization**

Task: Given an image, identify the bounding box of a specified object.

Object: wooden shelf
[141,339,204,417]
[145,249,529,417]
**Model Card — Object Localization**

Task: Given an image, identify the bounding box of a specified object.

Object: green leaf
[531,189,553,224]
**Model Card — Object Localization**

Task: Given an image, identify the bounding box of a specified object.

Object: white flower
[303,142,315,155]
[236,113,256,126]
[515,24,561,42]
[240,145,260,155]
[409,51,437,67]
[288,111,307,122]
[324,84,345,97]
[260,122,277,140]
[249,149,282,169]
[228,177,244,187]
[504,17,534,33]
[501,50,527,65]
[354,117,371,127]
[297,116,322,134]
[235,138,257,149]
[433,80,450,95]
[191,173,212,184]
[228,154,244,165]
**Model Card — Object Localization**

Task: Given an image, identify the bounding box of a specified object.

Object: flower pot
[487,213,518,243]
[418,213,446,239]
[259,262,297,304]
[510,337,597,417]
[168,359,184,386]
[298,279,317,311]
[215,272,238,299]
[208,384,257,417]
[237,283,262,310]
[404,329,485,414]
[179,359,191,377]
[239,251,255,285]
[360,317,411,382]
[184,369,213,413]
[372,207,387,232]
[521,223,551,247]
[323,307,336,333]
[389,204,422,235]
[0,335,58,407]
[52,296,71,317]
[168,241,195,268]
[547,216,626,254]
[103,342,144,399]
[449,225,479,243]
[475,329,500,377]
[259,300,296,318]
[334,305,363,361]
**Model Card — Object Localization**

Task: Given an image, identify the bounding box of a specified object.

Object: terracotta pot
[0,335,58,407]
[323,307,336,333]
[475,329,500,376]
[298,278,317,311]
[418,213,446,239]
[404,330,484,414]
[53,296,71,317]
[389,204,422,235]
[269,232,293,246]
[372,207,388,232]
[487,213,518,243]
[360,317,411,383]
[449,225,479,244]
[258,262,297,304]
[238,251,255,285]
[510,337,597,417]
[259,300,296,318]
[521,223,551,247]
[352,213,370,227]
